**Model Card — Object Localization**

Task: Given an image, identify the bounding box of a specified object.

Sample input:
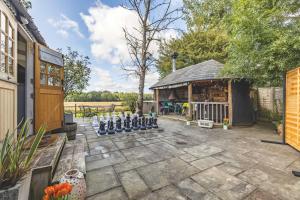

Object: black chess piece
[146,117,152,129]
[132,115,139,130]
[107,120,115,134]
[125,114,132,132]
[138,117,142,129]
[98,121,106,135]
[152,118,158,128]
[140,116,146,130]
[115,117,123,133]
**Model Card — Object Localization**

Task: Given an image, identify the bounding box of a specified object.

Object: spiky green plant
[0,120,46,189]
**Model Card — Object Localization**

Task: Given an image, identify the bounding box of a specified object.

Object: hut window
[0,12,15,76]
[40,61,62,87]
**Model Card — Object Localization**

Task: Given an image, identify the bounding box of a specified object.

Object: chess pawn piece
[140,116,146,130]
[107,119,115,134]
[115,117,123,133]
[146,117,152,129]
[98,120,106,135]
[152,113,158,128]
[92,115,99,127]
[125,114,132,132]
[132,115,139,130]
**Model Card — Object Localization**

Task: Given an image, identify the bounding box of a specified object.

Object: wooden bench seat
[52,136,86,183]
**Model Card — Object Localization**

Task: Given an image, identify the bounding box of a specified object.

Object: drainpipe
[171,52,178,72]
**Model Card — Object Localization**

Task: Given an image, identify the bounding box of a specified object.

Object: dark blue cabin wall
[231,79,254,125]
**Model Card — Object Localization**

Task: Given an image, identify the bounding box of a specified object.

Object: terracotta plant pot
[63,122,77,140]
[60,169,86,200]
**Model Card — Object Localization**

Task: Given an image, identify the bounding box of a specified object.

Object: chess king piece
[107,119,115,134]
[140,116,146,130]
[115,117,123,133]
[98,120,106,135]
[125,114,132,132]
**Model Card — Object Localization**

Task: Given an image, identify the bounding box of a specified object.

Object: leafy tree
[122,93,138,113]
[183,0,232,31]
[223,0,300,86]
[63,47,91,99]
[156,0,231,78]
[157,29,228,77]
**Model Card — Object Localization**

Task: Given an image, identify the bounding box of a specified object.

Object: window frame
[0,7,17,83]
[40,61,63,89]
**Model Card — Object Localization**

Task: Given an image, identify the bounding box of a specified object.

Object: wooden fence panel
[285,67,300,151]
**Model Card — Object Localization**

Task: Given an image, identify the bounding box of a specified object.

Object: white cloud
[81,2,180,65]
[87,67,159,92]
[48,14,84,38]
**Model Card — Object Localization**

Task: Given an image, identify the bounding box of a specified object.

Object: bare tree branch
[122,0,182,115]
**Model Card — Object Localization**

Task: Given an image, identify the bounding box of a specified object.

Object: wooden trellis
[285,66,300,151]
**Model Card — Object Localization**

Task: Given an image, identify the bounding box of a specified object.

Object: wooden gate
[285,67,300,151]
[35,44,64,132]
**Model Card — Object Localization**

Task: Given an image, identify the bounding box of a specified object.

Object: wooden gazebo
[150,60,254,125]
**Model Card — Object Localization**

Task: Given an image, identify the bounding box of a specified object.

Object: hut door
[34,43,64,132]
[285,66,300,151]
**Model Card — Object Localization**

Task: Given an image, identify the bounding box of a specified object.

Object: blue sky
[29,0,184,93]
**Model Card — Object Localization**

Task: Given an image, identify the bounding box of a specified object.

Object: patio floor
[77,118,300,200]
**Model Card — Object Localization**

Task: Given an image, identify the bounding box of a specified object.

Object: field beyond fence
[64,102,129,116]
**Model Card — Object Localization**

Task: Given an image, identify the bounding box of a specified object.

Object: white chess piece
[92,116,99,127]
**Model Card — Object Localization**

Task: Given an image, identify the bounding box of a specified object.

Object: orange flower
[42,194,49,200]
[44,186,55,196]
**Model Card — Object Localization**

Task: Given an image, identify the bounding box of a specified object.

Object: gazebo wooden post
[188,83,193,119]
[155,89,160,114]
[228,80,233,125]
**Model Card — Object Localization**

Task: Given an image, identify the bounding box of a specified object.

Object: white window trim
[0,1,18,83]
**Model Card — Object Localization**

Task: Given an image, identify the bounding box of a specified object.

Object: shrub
[0,121,46,188]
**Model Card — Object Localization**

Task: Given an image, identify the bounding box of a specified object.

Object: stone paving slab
[86,151,126,171]
[114,140,143,150]
[89,140,118,155]
[114,159,148,173]
[238,164,300,200]
[119,170,150,199]
[183,144,224,158]
[86,187,128,200]
[179,153,198,162]
[244,189,281,200]
[121,146,166,163]
[190,156,223,171]
[86,166,120,197]
[139,185,186,200]
[138,157,200,191]
[176,178,220,200]
[216,162,244,176]
[192,167,256,200]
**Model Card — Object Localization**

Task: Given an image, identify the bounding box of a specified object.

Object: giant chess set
[92,112,158,136]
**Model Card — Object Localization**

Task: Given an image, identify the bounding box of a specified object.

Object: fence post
[75,104,77,118]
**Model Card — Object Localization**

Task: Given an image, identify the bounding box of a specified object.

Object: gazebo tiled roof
[150,59,227,89]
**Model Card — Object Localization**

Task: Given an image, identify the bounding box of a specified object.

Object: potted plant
[43,182,72,200]
[223,118,229,130]
[0,121,46,200]
[186,116,193,126]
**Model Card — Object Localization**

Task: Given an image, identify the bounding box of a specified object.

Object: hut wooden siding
[285,66,300,151]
